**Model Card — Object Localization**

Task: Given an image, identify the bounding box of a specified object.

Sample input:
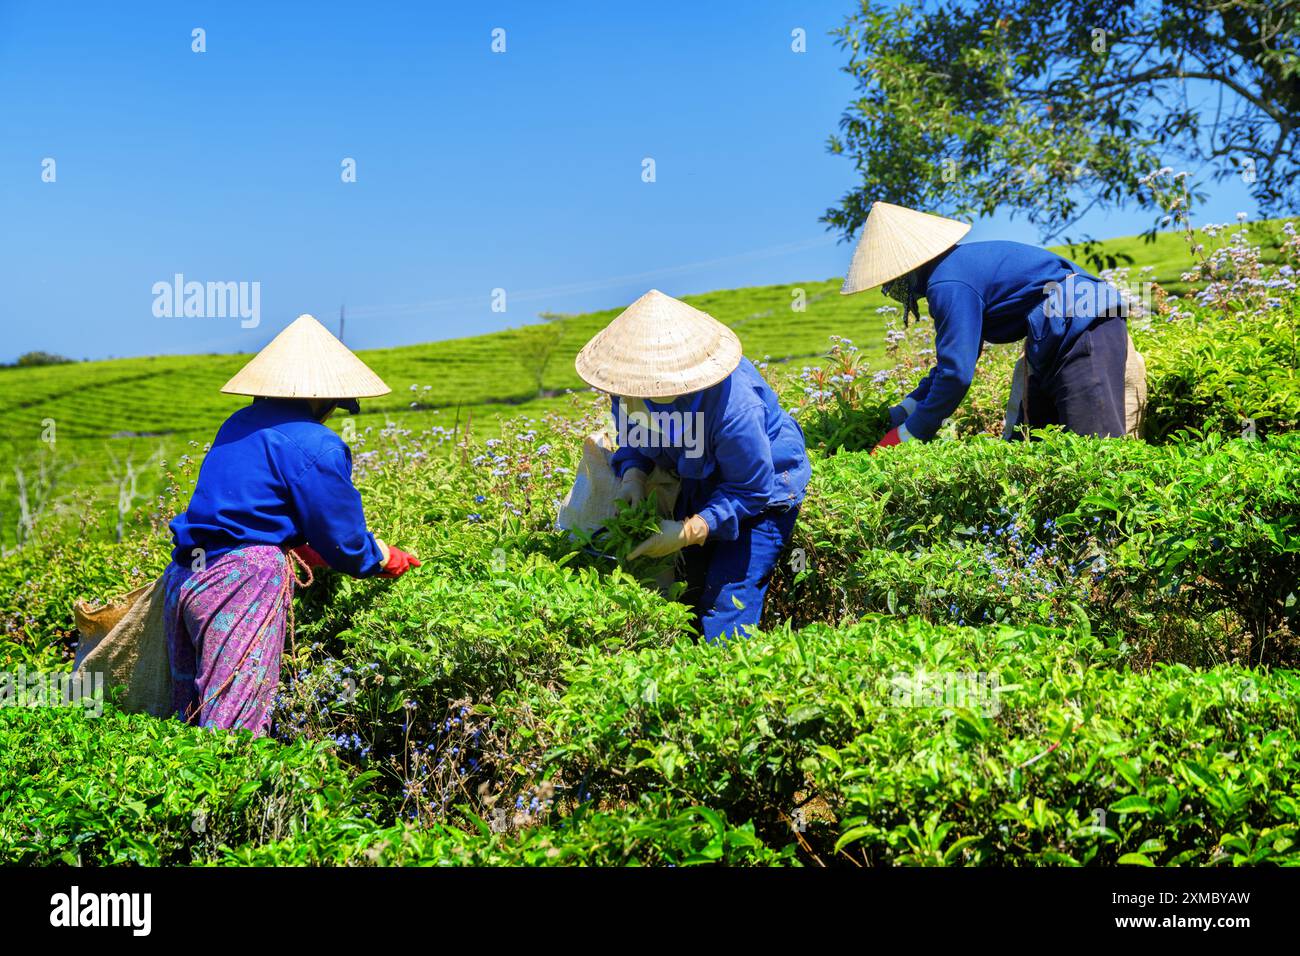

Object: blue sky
[0,1,1260,362]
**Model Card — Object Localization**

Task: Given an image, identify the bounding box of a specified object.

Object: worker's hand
[872,425,912,454]
[380,545,422,578]
[291,544,329,569]
[615,468,648,507]
[628,515,709,560]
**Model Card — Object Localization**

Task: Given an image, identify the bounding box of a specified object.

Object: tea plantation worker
[841,201,1139,450]
[166,314,420,736]
[575,289,810,643]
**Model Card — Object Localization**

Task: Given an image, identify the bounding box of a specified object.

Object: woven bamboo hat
[221,314,390,399]
[840,201,971,295]
[574,290,742,399]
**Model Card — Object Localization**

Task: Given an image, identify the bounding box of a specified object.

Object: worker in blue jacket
[165,314,419,736]
[841,202,1135,449]
[169,397,409,576]
[575,290,810,643]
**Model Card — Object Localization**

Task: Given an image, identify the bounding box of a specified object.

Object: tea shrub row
[0,705,378,865]
[775,430,1300,665]
[500,616,1300,865]
[0,704,783,867]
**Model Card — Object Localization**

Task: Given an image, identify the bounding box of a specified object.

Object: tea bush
[1066,431,1300,653]
[824,658,1300,866]
[272,519,696,818]
[0,702,789,867]
[0,704,381,866]
[0,538,166,671]
[1137,297,1300,441]
[222,806,791,866]
[771,430,1299,665]
[503,617,1300,865]
[782,291,1300,452]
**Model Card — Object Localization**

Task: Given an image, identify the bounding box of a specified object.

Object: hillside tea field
[2,219,1299,866]
[3,221,1282,550]
[0,277,903,551]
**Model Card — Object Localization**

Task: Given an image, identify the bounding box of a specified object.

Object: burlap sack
[73,577,172,717]
[1002,332,1148,439]
[1123,333,1148,437]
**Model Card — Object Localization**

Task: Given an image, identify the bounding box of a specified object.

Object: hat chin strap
[306,397,361,420]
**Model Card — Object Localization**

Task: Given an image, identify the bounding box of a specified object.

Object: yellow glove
[628,515,709,560]
[616,468,648,507]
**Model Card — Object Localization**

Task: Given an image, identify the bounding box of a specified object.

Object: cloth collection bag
[556,429,679,534]
[1003,330,1147,440]
[72,577,173,717]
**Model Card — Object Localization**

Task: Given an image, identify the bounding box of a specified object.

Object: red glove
[291,544,329,569]
[380,545,421,578]
[872,426,903,454]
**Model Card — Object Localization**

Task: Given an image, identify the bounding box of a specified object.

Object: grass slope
[0,220,1290,548]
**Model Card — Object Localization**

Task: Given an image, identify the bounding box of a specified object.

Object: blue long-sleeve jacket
[608,358,810,541]
[169,398,387,576]
[903,241,1126,441]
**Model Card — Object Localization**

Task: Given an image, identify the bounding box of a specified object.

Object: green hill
[0,220,1291,548]
[5,279,884,440]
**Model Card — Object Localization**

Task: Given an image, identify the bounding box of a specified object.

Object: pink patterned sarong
[162,545,290,737]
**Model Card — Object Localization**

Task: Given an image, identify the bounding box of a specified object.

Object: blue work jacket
[904,241,1126,440]
[609,358,810,541]
[169,398,386,576]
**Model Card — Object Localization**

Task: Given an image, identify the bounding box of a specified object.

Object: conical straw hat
[221,314,390,399]
[840,201,971,295]
[574,290,742,399]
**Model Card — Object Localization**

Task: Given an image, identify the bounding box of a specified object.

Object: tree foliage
[823,0,1300,245]
[5,351,74,369]
[510,313,569,399]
